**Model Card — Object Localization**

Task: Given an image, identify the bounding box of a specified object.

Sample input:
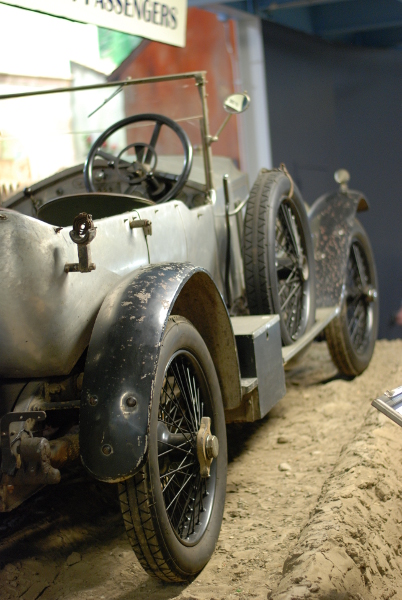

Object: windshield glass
[0,73,206,200]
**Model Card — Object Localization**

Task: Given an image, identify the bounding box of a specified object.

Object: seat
[37,192,155,227]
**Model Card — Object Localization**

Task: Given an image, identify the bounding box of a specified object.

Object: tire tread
[244,169,315,344]
[325,219,378,377]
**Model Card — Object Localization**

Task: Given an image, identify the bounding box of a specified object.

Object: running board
[282,306,339,365]
[227,315,285,423]
[227,307,339,423]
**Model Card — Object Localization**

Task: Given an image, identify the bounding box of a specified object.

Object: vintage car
[0,71,378,582]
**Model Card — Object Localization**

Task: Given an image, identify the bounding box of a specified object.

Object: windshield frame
[0,71,215,197]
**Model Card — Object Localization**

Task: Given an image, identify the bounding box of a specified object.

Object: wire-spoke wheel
[244,169,316,345]
[118,316,227,582]
[325,219,378,376]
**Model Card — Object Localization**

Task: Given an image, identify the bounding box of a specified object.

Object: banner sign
[1,0,187,47]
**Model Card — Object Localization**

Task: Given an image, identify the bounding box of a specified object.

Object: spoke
[166,472,196,511]
[280,204,300,259]
[197,386,201,428]
[168,400,181,429]
[350,309,365,344]
[281,281,301,312]
[95,149,119,163]
[160,462,196,480]
[147,121,162,163]
[164,376,195,434]
[172,361,197,433]
[187,368,199,430]
[346,284,361,300]
[276,224,296,262]
[135,145,145,163]
[157,440,193,459]
[162,454,195,496]
[352,244,367,288]
[348,303,365,335]
[158,414,193,440]
[158,352,213,542]
[187,477,200,535]
[278,265,298,296]
[278,275,300,293]
[198,478,205,523]
[276,254,297,270]
[177,474,199,536]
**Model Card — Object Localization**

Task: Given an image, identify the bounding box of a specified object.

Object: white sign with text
[1,0,187,47]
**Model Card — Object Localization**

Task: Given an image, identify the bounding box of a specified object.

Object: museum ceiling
[190,0,402,48]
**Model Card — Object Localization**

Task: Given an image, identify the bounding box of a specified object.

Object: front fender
[308,189,369,308]
[80,262,240,483]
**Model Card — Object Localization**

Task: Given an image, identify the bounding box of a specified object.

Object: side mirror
[223,93,251,115]
[208,92,251,145]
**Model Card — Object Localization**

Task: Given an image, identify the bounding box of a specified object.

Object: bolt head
[126,396,137,408]
[366,287,378,302]
[89,395,98,406]
[102,444,112,456]
[205,435,219,460]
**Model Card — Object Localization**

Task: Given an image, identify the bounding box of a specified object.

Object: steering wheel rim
[84,113,193,204]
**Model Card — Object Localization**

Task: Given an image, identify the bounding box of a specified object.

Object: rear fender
[308,189,369,308]
[80,263,240,483]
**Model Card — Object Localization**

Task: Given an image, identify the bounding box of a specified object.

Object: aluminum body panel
[80,264,240,482]
[211,158,249,302]
[0,188,237,378]
[308,190,365,309]
[0,200,188,378]
[177,202,224,293]
[159,155,249,301]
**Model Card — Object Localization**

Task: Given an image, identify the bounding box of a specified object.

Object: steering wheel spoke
[95,149,119,165]
[147,122,162,162]
[84,113,193,204]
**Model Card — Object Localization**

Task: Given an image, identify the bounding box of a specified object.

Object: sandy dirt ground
[1,340,402,600]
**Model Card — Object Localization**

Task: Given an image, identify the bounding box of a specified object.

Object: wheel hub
[364,286,377,303]
[196,417,219,478]
[299,254,309,282]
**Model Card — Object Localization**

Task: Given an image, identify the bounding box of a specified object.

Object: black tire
[244,169,316,345]
[118,316,227,582]
[325,219,379,376]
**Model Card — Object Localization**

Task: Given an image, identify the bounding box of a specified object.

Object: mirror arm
[207,114,232,146]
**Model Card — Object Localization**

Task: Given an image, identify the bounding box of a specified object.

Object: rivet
[89,395,98,406]
[126,396,137,408]
[102,444,112,456]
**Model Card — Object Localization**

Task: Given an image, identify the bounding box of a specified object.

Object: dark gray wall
[262,21,402,339]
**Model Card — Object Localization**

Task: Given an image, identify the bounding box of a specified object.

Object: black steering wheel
[84,113,193,203]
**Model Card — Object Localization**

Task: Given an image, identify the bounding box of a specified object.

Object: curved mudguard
[308,189,369,308]
[80,262,241,483]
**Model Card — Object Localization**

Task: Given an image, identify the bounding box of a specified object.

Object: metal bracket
[129,218,152,236]
[1,411,46,476]
[65,212,97,273]
[18,437,61,485]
